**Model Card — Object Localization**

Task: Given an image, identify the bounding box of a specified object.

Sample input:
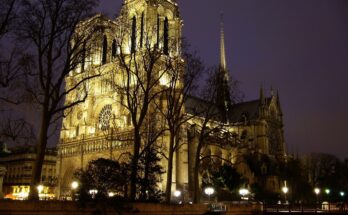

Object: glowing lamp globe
[174,190,181,197]
[204,187,215,196]
[71,181,79,190]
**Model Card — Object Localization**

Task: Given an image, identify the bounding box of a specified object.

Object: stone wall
[0,201,262,215]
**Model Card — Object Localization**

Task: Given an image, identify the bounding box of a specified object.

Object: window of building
[163,17,169,55]
[131,16,136,53]
[112,39,117,58]
[140,12,144,48]
[156,14,160,47]
[102,35,107,64]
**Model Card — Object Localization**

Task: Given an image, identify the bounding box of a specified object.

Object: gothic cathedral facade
[56,0,285,199]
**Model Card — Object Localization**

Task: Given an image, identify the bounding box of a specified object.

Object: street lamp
[37,184,44,193]
[37,185,44,200]
[324,189,330,202]
[71,181,79,190]
[325,189,330,195]
[71,181,79,201]
[174,190,181,197]
[340,191,345,201]
[204,187,215,202]
[174,190,182,204]
[282,186,289,204]
[239,188,249,200]
[89,189,98,199]
[314,188,320,205]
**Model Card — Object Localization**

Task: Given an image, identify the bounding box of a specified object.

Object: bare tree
[303,153,341,187]
[0,115,36,145]
[156,45,204,203]
[110,17,170,199]
[0,0,17,38]
[188,68,243,203]
[0,0,22,105]
[16,0,100,200]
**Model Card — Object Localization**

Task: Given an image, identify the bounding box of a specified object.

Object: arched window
[140,12,144,48]
[112,39,117,58]
[102,35,107,64]
[131,16,136,53]
[163,17,169,55]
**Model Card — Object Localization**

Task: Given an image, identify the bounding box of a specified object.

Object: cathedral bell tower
[120,0,182,56]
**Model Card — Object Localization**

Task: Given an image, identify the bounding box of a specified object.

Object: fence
[264,202,347,213]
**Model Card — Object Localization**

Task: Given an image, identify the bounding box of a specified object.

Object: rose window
[98,104,113,131]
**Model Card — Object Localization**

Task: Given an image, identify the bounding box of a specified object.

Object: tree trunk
[140,149,150,200]
[28,108,50,200]
[193,143,202,203]
[165,134,175,203]
[130,129,141,200]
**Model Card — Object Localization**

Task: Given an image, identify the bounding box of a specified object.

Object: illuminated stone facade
[57,0,285,199]
[56,0,185,198]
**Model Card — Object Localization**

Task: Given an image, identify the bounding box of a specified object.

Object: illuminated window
[98,104,113,131]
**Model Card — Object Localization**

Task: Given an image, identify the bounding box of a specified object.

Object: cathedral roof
[185,95,273,124]
[229,100,260,123]
[228,98,272,123]
[185,95,221,120]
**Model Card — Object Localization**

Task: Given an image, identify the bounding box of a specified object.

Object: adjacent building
[0,145,57,200]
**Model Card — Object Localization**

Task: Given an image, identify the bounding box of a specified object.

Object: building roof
[185,95,273,123]
[185,95,223,121]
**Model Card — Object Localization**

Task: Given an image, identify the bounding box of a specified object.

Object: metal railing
[264,202,347,213]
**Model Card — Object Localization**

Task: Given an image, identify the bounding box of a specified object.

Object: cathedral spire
[220,13,227,72]
[216,12,232,122]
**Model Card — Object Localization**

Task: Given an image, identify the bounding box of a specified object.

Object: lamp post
[314,188,320,201]
[71,181,79,201]
[204,187,215,202]
[325,189,330,202]
[282,186,289,204]
[37,185,44,200]
[314,188,320,210]
[89,189,98,199]
[174,190,182,204]
[340,191,345,201]
[239,188,249,202]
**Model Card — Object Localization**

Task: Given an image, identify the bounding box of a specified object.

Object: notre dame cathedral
[56,0,285,199]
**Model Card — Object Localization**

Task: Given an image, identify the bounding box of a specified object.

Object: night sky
[98,0,348,159]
